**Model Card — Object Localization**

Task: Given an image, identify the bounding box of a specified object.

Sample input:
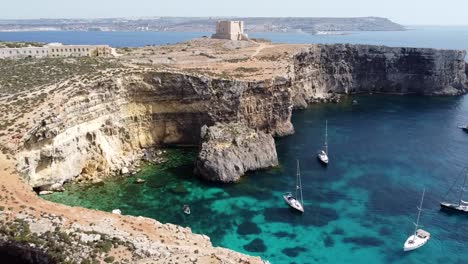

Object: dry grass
[0,57,121,95]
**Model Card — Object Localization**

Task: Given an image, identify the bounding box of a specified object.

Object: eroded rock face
[15,44,468,187]
[293,44,468,105]
[195,122,278,182]
[17,71,292,187]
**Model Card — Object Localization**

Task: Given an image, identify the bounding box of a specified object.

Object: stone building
[0,43,114,59]
[212,21,249,41]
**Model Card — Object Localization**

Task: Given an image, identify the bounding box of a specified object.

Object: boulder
[49,183,64,192]
[195,122,278,183]
[120,167,129,175]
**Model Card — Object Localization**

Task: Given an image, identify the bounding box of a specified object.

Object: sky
[1,0,468,25]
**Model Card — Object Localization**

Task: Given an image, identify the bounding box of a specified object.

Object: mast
[296,160,303,204]
[413,189,425,238]
[325,120,328,154]
[458,171,467,206]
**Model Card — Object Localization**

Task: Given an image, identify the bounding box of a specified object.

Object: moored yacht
[317,120,329,165]
[440,168,468,214]
[403,189,430,252]
[283,160,304,213]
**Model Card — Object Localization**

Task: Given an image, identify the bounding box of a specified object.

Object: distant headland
[0,16,405,34]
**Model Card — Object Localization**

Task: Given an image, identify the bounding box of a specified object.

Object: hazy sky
[2,0,468,25]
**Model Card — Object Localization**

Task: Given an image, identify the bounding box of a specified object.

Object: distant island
[0,16,405,34]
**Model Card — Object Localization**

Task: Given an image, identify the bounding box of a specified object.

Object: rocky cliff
[13,43,468,188]
[195,122,278,182]
[17,70,293,188]
[293,44,468,106]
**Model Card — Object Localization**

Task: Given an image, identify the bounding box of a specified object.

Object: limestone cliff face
[293,44,468,106]
[195,122,278,182]
[17,71,293,188]
[15,44,468,187]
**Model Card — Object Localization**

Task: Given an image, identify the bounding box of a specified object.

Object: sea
[4,26,467,263]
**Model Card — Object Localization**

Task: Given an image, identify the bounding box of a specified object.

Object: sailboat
[403,189,430,252]
[317,120,329,165]
[440,168,468,214]
[283,160,304,213]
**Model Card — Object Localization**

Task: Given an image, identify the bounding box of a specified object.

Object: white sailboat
[403,189,430,252]
[283,160,304,213]
[318,120,329,165]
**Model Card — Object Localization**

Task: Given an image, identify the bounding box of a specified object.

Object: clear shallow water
[44,95,468,264]
[0,26,468,52]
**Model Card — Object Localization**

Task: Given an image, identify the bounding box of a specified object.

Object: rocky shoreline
[1,39,468,263]
[14,43,468,188]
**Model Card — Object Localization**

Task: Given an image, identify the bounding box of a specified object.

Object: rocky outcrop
[195,122,278,182]
[293,44,468,106]
[17,71,292,188]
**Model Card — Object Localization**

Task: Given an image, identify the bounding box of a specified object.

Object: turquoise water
[44,95,468,264]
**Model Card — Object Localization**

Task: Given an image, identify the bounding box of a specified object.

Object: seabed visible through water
[44,95,468,264]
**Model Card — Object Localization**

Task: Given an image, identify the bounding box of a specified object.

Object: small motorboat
[134,178,146,184]
[183,205,191,215]
[352,99,358,105]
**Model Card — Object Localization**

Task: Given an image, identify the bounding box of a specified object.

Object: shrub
[104,256,115,263]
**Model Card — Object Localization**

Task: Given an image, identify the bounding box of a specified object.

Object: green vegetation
[103,256,115,263]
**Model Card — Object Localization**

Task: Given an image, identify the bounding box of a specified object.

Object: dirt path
[250,43,268,59]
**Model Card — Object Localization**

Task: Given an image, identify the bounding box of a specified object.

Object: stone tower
[212,21,249,41]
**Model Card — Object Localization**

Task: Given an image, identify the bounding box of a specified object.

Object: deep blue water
[1,26,468,52]
[21,27,468,263]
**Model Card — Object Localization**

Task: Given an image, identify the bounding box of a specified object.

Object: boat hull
[317,152,329,165]
[283,193,304,213]
[440,202,468,214]
[403,234,429,251]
